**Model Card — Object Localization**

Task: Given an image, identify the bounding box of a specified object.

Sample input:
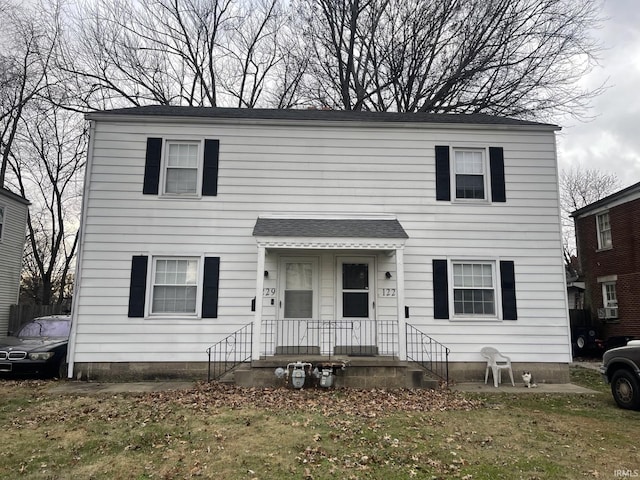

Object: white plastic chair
[481,346,515,388]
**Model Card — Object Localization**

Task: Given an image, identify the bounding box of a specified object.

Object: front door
[336,257,376,354]
[277,257,319,354]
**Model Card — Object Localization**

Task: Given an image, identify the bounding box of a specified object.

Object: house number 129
[263,288,276,297]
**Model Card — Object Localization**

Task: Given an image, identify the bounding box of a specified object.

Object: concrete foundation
[72,360,570,387]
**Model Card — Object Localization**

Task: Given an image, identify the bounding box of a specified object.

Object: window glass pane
[155,259,197,285]
[285,263,312,290]
[456,175,484,199]
[455,151,483,174]
[166,168,198,194]
[343,292,369,317]
[168,143,198,167]
[597,213,612,248]
[153,286,197,313]
[284,291,313,318]
[604,283,617,306]
[343,264,369,290]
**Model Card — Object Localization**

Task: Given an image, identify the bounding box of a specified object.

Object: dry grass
[0,367,637,479]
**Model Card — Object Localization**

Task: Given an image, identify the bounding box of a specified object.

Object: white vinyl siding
[72,117,569,364]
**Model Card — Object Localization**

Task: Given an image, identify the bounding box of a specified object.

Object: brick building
[572,181,640,342]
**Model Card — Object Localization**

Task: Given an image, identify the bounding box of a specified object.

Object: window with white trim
[0,205,4,240]
[453,149,487,200]
[452,261,496,316]
[151,258,199,314]
[596,212,612,249]
[164,141,201,195]
[602,282,617,308]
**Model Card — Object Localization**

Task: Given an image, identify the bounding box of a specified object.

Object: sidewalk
[450,382,596,393]
[48,381,195,394]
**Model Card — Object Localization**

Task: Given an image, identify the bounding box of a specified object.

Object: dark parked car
[600,340,640,410]
[0,316,71,378]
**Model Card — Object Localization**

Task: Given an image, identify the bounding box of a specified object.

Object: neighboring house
[0,187,29,335]
[67,106,571,384]
[572,181,640,343]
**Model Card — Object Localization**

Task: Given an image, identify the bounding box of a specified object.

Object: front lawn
[0,367,637,479]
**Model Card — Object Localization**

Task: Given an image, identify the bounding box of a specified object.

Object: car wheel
[611,369,640,410]
[576,336,586,350]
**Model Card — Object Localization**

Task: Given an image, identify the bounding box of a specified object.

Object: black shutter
[432,259,449,319]
[435,145,450,201]
[489,147,506,202]
[202,139,220,196]
[143,138,162,195]
[500,260,517,320]
[202,257,220,318]
[128,256,148,317]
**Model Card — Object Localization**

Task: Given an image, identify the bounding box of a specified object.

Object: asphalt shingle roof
[88,105,558,128]
[252,218,409,239]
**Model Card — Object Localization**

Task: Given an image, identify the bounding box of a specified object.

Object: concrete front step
[226,357,442,389]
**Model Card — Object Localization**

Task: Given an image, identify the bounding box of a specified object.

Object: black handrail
[406,323,450,384]
[206,323,253,381]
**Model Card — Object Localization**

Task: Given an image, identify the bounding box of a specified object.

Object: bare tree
[58,0,303,110]
[0,2,60,187]
[7,103,85,305]
[295,0,603,117]
[559,165,620,267]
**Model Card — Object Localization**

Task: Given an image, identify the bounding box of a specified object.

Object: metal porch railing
[206,323,253,381]
[261,319,399,357]
[406,323,450,384]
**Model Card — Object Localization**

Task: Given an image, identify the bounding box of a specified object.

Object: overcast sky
[556,0,640,188]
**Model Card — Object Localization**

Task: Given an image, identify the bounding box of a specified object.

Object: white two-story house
[67,106,571,385]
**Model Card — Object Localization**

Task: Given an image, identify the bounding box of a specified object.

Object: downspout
[66,119,95,378]
[395,247,406,360]
[252,245,266,360]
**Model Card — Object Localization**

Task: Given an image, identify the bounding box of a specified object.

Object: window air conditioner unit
[597,307,618,319]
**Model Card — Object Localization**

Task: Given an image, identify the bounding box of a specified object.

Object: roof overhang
[252,215,408,250]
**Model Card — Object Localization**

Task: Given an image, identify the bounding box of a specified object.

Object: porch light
[385,272,392,279]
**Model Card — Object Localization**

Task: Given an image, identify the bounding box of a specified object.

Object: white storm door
[338,257,375,320]
[277,257,319,350]
[336,257,377,352]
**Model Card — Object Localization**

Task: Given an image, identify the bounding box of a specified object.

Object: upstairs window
[596,212,612,249]
[435,146,506,202]
[165,142,200,194]
[143,138,219,197]
[454,149,486,200]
